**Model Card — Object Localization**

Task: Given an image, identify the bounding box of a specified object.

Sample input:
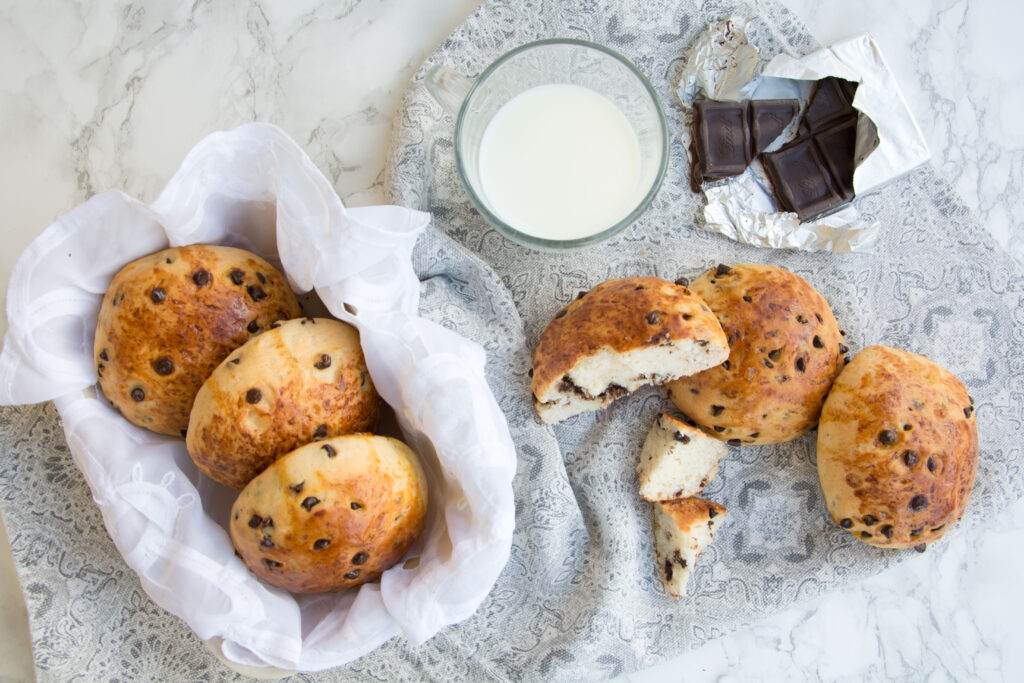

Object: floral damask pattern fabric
[1,0,1022,680]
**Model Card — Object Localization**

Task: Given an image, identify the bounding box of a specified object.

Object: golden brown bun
[187,318,381,489]
[531,276,728,423]
[816,345,978,550]
[230,434,428,593]
[94,245,302,436]
[667,264,845,445]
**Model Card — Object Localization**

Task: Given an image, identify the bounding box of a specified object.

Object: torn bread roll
[638,413,727,502]
[531,277,729,423]
[653,497,726,598]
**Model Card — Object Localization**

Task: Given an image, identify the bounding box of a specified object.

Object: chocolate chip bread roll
[531,277,729,423]
[816,346,978,551]
[230,434,428,593]
[667,264,846,445]
[94,245,302,436]
[187,317,381,490]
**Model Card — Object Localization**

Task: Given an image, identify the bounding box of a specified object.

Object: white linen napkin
[0,122,516,672]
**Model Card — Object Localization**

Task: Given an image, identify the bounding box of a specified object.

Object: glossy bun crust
[816,346,978,550]
[230,434,428,593]
[94,245,302,436]
[187,318,381,490]
[667,264,845,445]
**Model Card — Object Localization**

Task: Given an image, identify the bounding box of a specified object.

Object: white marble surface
[0,0,1021,681]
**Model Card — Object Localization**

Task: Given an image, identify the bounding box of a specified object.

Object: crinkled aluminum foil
[678,22,930,253]
[677,16,758,103]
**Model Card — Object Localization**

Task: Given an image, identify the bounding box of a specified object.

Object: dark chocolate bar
[690,98,798,191]
[760,77,866,221]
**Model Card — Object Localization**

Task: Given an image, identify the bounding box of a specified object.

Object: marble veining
[787,0,1024,269]
[0,0,1021,681]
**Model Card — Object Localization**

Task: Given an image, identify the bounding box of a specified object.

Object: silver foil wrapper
[677,16,758,103]
[678,22,931,253]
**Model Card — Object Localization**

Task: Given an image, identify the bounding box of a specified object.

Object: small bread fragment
[531,277,729,423]
[653,498,726,598]
[667,263,845,445]
[230,434,428,594]
[638,413,727,502]
[816,345,978,551]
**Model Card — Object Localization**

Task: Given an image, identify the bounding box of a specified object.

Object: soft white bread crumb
[531,277,729,425]
[638,413,727,502]
[653,498,726,598]
[535,341,729,423]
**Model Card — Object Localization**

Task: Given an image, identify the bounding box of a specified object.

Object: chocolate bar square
[813,116,859,196]
[750,99,799,155]
[800,77,859,133]
[761,136,853,221]
[693,100,749,178]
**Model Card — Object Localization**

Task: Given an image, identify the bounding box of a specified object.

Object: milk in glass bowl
[425,39,668,250]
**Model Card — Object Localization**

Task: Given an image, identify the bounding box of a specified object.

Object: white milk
[477,83,642,241]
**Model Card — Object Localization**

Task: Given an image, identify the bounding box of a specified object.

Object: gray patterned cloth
[2,0,1023,681]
